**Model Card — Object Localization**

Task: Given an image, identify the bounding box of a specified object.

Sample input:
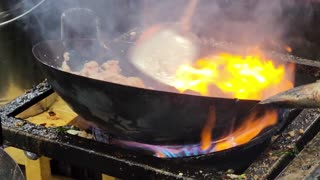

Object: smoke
[189,0,286,47]
[10,0,320,57]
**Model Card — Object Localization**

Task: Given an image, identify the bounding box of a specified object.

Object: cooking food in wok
[32,34,300,146]
[62,58,147,89]
[32,6,316,147]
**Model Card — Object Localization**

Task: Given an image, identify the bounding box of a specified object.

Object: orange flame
[215,110,278,151]
[177,48,294,153]
[285,45,292,53]
[174,49,294,100]
[201,106,216,150]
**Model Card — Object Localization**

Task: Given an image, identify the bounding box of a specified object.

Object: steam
[191,0,287,47]
[10,0,318,51]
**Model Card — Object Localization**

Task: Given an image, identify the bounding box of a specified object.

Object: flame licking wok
[111,48,296,158]
[174,48,294,154]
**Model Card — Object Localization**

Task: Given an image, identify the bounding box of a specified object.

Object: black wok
[32,38,272,145]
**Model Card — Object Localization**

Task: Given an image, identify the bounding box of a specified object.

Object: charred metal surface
[1,116,222,180]
[0,80,53,117]
[276,131,320,180]
[245,108,320,180]
[0,83,223,179]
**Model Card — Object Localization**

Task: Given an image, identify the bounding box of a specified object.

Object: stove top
[0,81,319,179]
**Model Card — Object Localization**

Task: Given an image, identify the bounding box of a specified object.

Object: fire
[112,109,278,158]
[201,106,216,151]
[199,105,278,152]
[176,48,294,155]
[111,48,294,158]
[174,49,294,100]
[215,110,278,151]
[285,45,292,53]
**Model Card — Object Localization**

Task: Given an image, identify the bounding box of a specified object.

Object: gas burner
[91,109,282,159]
